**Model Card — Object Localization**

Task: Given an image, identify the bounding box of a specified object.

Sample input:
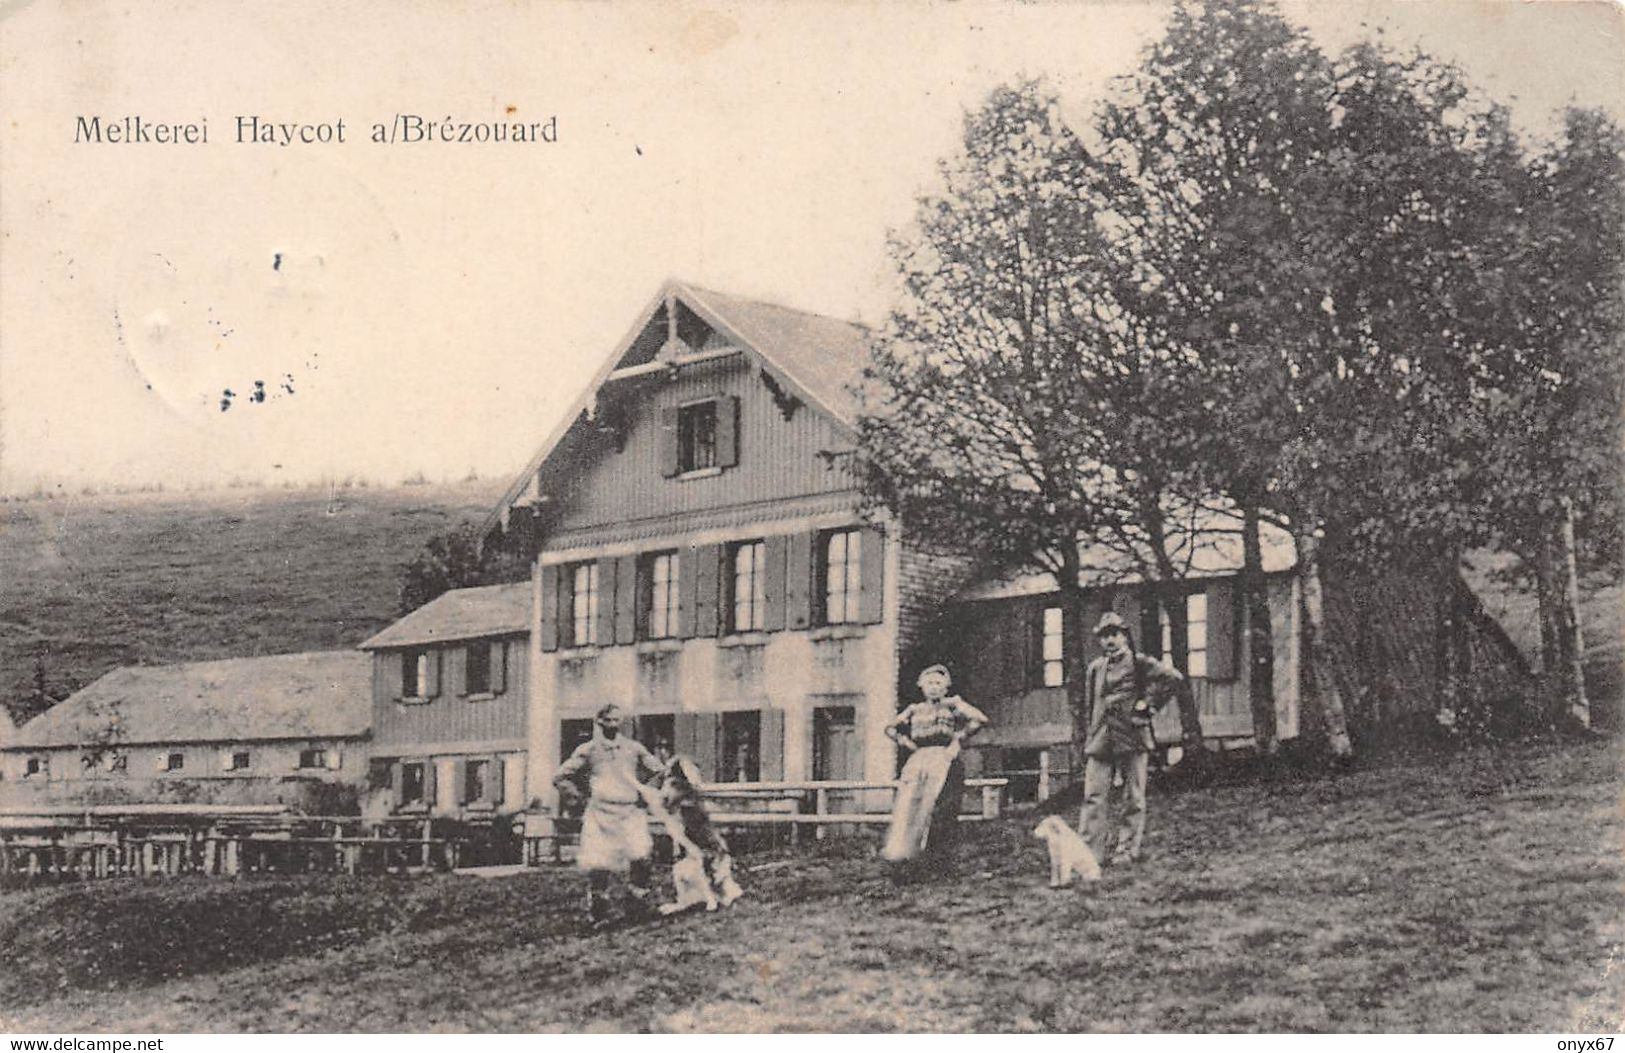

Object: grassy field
[1,735,1619,1033]
[0,480,505,711]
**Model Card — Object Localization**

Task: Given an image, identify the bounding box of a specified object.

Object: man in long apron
[554,703,664,925]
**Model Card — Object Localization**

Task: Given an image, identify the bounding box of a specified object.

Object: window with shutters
[298,748,328,770]
[464,759,490,804]
[565,561,599,647]
[1040,605,1065,687]
[1150,592,1207,677]
[817,529,862,626]
[402,650,429,699]
[720,710,761,783]
[465,642,492,695]
[638,551,680,640]
[728,540,767,633]
[400,761,427,806]
[678,400,718,473]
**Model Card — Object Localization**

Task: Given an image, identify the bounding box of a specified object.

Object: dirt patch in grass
[2,737,1621,1032]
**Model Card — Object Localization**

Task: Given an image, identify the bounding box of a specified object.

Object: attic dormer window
[679,402,717,472]
[661,396,740,478]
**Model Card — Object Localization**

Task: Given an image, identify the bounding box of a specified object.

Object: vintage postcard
[1,0,1621,1036]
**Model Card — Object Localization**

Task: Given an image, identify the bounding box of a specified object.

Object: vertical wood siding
[371,636,529,749]
[550,360,856,531]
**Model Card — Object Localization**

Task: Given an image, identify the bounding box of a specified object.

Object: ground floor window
[561,718,594,760]
[298,748,328,770]
[636,713,675,760]
[720,710,761,783]
[400,760,427,806]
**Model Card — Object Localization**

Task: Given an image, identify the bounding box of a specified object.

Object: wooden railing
[524,777,1009,862]
[0,808,477,885]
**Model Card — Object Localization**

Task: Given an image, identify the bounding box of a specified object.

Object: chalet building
[358,582,530,815]
[484,281,932,811]
[472,279,1536,816]
[0,651,370,809]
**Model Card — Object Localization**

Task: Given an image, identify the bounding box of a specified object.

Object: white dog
[1032,815,1102,888]
[661,830,721,915]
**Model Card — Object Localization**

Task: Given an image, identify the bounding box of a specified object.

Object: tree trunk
[1533,534,1560,712]
[1059,543,1091,781]
[1241,502,1278,754]
[1547,496,1591,727]
[1138,484,1206,749]
[1433,552,1462,720]
[1294,520,1354,759]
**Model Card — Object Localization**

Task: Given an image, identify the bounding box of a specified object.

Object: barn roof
[358,582,531,650]
[483,280,873,539]
[8,651,371,750]
[954,510,1298,601]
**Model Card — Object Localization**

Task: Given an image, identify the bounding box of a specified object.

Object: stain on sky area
[219,374,296,412]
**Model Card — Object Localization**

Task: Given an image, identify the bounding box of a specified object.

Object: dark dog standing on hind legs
[655,754,744,913]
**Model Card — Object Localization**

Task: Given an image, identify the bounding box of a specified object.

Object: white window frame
[731,540,767,633]
[646,551,680,640]
[821,529,861,626]
[1041,605,1065,687]
[570,561,599,647]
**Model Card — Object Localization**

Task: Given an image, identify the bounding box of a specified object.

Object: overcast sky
[2,0,1620,496]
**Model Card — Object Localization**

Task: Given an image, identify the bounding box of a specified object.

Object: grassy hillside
[1,736,1619,1032]
[0,480,507,716]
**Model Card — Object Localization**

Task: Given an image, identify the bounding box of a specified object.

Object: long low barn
[0,651,372,811]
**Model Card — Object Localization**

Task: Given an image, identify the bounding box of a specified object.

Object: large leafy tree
[860,82,1209,749]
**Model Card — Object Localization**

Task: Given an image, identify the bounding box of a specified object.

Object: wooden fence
[3,778,1010,884]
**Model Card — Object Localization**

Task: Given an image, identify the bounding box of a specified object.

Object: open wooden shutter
[491,642,508,693]
[391,762,404,806]
[597,558,618,646]
[692,543,721,637]
[487,758,506,805]
[693,713,720,779]
[785,532,813,630]
[717,395,740,468]
[425,651,442,698]
[659,405,680,477]
[615,555,638,644]
[453,760,469,804]
[676,550,695,638]
[326,749,343,771]
[762,535,788,631]
[759,709,785,781]
[424,762,438,807]
[540,565,560,652]
[858,526,886,624]
[455,646,470,695]
[1207,579,1237,680]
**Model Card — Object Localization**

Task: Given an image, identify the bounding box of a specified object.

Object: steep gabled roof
[359,582,531,650]
[9,651,371,750]
[483,280,872,537]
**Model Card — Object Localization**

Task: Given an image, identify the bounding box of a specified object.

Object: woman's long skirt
[882,746,963,862]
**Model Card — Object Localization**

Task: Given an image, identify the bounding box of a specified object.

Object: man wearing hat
[1075,610,1192,866]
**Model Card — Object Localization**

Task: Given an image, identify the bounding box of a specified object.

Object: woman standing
[882,664,988,863]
